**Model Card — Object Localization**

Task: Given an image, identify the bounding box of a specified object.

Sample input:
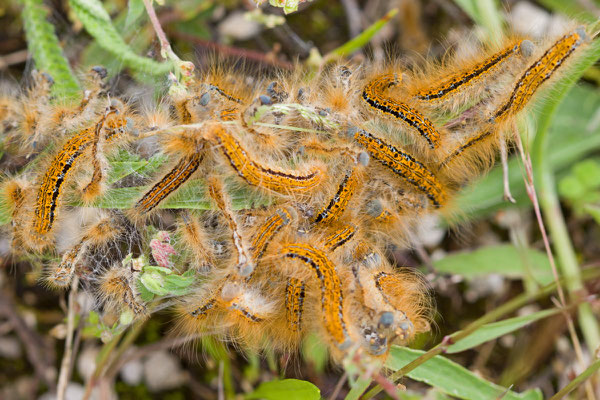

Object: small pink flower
[150,231,177,268]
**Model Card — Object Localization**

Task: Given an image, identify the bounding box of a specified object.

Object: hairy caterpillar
[2,20,594,371]
[351,128,447,207]
[178,212,215,270]
[46,217,121,288]
[204,123,326,195]
[32,113,130,235]
[362,73,442,148]
[208,177,254,277]
[134,152,204,215]
[492,28,587,122]
[282,243,351,348]
[99,267,146,316]
[313,164,363,225]
[414,39,532,102]
[285,278,305,332]
[323,224,357,252]
[250,208,292,267]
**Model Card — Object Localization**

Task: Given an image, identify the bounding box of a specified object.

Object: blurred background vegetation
[1,0,600,399]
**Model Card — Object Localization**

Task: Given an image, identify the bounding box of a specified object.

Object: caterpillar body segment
[313,165,362,225]
[220,281,275,328]
[323,224,357,252]
[81,107,118,202]
[364,196,399,225]
[204,123,325,195]
[190,297,218,320]
[47,241,84,288]
[285,278,306,333]
[208,83,244,105]
[47,217,122,289]
[175,283,229,338]
[134,151,204,216]
[178,213,215,270]
[3,179,27,251]
[413,39,533,105]
[99,267,146,316]
[439,127,501,174]
[249,208,292,269]
[282,243,351,349]
[32,114,131,236]
[362,73,442,149]
[350,128,447,207]
[219,107,240,122]
[492,28,587,123]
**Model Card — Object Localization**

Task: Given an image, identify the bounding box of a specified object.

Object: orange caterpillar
[204,123,326,195]
[282,243,351,349]
[31,112,130,236]
[412,39,534,105]
[99,266,146,316]
[207,177,254,277]
[351,127,447,207]
[285,277,305,333]
[362,73,442,148]
[2,24,593,370]
[492,29,587,122]
[134,152,204,214]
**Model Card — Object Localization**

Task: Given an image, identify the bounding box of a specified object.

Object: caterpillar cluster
[0,25,591,362]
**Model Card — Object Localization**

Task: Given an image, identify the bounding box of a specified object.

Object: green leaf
[86,179,270,210]
[246,379,320,400]
[558,175,586,201]
[182,269,195,278]
[433,244,554,285]
[582,204,600,225]
[125,0,145,26]
[453,0,504,43]
[447,309,560,353]
[386,347,543,400]
[573,160,600,189]
[137,280,155,302]
[107,151,168,184]
[165,286,191,296]
[143,265,173,275]
[139,272,168,296]
[535,0,597,23]
[21,0,81,101]
[88,310,100,325]
[164,273,195,288]
[69,0,173,77]
[80,7,151,78]
[324,8,399,62]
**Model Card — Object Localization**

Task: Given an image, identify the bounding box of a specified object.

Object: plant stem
[142,0,173,60]
[57,275,79,400]
[514,128,595,400]
[82,330,123,400]
[103,319,147,377]
[549,357,600,400]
